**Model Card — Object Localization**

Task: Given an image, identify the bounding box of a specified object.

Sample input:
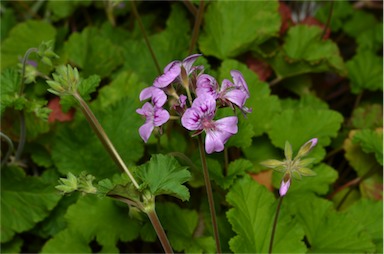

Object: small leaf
[282,25,347,76]
[346,51,383,94]
[136,154,191,201]
[351,104,383,129]
[353,129,383,165]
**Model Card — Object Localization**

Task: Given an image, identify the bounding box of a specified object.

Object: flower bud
[297,138,318,158]
[279,173,291,196]
[284,141,292,161]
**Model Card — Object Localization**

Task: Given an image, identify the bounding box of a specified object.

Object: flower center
[201,118,215,130]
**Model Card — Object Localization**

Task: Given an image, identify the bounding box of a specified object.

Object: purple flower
[181,94,238,154]
[154,54,202,88]
[279,177,291,196]
[139,86,167,107]
[136,102,170,142]
[196,70,251,113]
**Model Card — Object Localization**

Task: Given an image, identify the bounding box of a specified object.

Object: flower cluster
[261,138,318,196]
[136,54,251,154]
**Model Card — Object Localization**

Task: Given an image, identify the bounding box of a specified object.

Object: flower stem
[73,92,140,189]
[320,0,334,40]
[147,209,174,254]
[188,0,205,54]
[269,196,284,254]
[197,135,222,253]
[130,1,161,75]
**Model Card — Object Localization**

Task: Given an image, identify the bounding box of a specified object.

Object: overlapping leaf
[346,51,383,94]
[41,195,140,253]
[1,20,56,69]
[52,98,144,179]
[199,1,280,59]
[1,166,61,243]
[135,154,191,201]
[226,176,306,253]
[286,194,375,253]
[156,202,215,253]
[353,129,383,165]
[63,27,124,78]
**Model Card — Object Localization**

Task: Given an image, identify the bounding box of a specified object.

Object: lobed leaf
[136,154,191,201]
[199,1,280,59]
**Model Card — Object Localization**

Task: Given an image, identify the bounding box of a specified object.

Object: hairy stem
[147,209,174,254]
[197,135,222,253]
[182,0,198,16]
[130,1,161,75]
[73,92,140,189]
[269,196,284,254]
[188,0,205,54]
[0,132,14,167]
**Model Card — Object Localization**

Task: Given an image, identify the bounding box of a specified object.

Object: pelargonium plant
[137,54,251,252]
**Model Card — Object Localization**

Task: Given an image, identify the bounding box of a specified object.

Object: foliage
[1,1,382,253]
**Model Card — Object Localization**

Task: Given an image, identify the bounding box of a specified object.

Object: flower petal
[182,54,202,74]
[139,122,154,143]
[231,70,249,98]
[196,74,219,98]
[181,108,202,131]
[223,89,247,108]
[191,93,216,117]
[136,102,154,117]
[153,107,170,126]
[205,130,225,154]
[215,116,238,136]
[154,61,181,88]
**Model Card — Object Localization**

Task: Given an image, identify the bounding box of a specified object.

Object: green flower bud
[297,138,318,158]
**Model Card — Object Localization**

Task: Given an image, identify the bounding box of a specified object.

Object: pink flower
[136,102,170,142]
[181,94,238,154]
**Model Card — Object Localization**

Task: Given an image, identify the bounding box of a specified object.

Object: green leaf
[64,27,124,78]
[123,4,190,85]
[52,98,144,179]
[344,130,381,176]
[92,71,147,110]
[356,23,383,53]
[226,176,306,253]
[59,74,101,112]
[351,104,383,129]
[42,195,140,253]
[210,159,254,190]
[243,136,282,173]
[1,20,56,70]
[282,25,347,76]
[345,199,383,253]
[272,163,338,195]
[346,51,383,94]
[353,129,383,165]
[268,107,343,159]
[1,7,17,42]
[199,1,280,59]
[343,10,378,39]
[136,154,191,201]
[46,0,92,21]
[0,68,21,115]
[156,202,215,253]
[286,194,375,253]
[315,1,354,32]
[1,166,61,243]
